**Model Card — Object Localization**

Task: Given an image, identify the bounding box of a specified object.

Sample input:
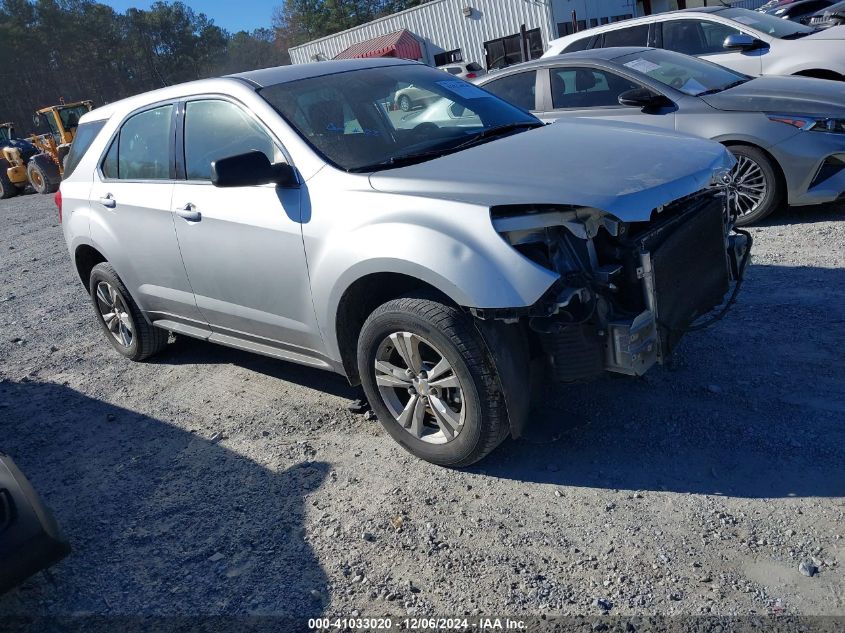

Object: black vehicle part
[0,453,70,594]
[648,200,730,351]
[536,324,604,382]
[0,159,18,200]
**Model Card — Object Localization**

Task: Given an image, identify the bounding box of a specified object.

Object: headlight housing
[768,114,845,134]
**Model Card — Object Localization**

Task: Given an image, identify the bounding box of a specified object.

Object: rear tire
[398,95,412,112]
[357,295,510,467]
[0,159,18,199]
[89,262,168,361]
[27,154,60,195]
[725,144,783,226]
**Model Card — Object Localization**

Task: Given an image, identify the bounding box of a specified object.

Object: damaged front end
[473,184,750,381]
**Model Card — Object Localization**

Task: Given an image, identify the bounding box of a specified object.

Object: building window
[600,17,609,24]
[590,18,598,27]
[434,48,463,67]
[611,14,634,22]
[557,22,574,37]
[483,28,542,70]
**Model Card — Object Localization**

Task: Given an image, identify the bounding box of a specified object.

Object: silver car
[478,47,845,224]
[60,58,747,467]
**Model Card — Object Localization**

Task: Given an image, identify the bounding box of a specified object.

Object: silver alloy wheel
[374,331,465,445]
[729,155,767,218]
[95,281,133,348]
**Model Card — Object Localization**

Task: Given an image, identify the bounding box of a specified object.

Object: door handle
[175,204,201,222]
[99,194,116,209]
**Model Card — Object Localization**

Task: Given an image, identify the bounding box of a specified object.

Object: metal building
[287,0,618,69]
[287,0,757,69]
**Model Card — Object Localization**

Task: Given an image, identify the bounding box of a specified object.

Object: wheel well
[335,273,452,385]
[794,69,843,81]
[74,244,106,291]
[721,141,787,192]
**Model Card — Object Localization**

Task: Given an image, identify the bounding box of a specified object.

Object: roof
[333,29,421,60]
[544,7,730,50]
[228,57,415,88]
[476,47,653,82]
[82,58,417,123]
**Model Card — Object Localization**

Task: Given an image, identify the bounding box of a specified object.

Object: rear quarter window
[562,36,592,52]
[63,120,106,179]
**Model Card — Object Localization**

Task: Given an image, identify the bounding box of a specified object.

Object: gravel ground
[0,193,843,624]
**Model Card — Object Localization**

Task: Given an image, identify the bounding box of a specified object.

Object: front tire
[27,154,60,195]
[0,159,18,199]
[726,144,783,226]
[357,295,510,467]
[89,262,168,361]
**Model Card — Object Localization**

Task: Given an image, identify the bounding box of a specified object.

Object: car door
[659,18,765,76]
[535,66,677,131]
[170,97,321,354]
[89,103,205,326]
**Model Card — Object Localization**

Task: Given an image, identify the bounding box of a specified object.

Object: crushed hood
[701,76,845,117]
[369,119,733,222]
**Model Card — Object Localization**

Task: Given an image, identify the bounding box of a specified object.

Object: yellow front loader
[27,100,93,194]
[0,123,32,199]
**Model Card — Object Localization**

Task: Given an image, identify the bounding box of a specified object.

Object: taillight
[465,72,477,79]
[55,189,62,223]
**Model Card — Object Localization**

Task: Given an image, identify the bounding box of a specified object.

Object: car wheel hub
[95,281,133,348]
[374,332,465,445]
[728,155,767,217]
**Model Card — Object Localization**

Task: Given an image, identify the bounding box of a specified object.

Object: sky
[99,0,279,33]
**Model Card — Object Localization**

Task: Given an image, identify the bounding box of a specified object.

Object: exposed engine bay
[473,189,751,381]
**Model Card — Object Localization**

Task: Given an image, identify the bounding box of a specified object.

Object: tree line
[1,0,429,137]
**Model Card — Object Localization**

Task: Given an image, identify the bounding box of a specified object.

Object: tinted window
[550,67,639,109]
[662,20,741,55]
[103,105,173,180]
[184,100,281,181]
[562,36,592,53]
[63,120,105,179]
[602,24,649,47]
[482,71,537,111]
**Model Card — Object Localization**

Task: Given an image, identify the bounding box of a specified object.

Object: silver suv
[60,58,748,467]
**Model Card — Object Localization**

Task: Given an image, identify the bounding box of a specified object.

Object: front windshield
[719,7,815,38]
[616,49,749,96]
[259,64,540,172]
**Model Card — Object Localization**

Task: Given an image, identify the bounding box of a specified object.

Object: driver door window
[183,100,283,181]
[550,68,638,110]
[662,19,741,56]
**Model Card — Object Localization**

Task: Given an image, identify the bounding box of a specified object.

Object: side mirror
[618,88,672,110]
[210,151,299,188]
[723,33,766,51]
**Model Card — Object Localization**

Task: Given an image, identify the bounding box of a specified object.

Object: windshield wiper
[697,79,749,96]
[449,121,543,152]
[349,121,543,172]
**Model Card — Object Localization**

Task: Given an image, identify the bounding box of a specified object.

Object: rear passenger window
[562,37,592,53]
[102,105,173,180]
[183,100,281,181]
[482,71,537,111]
[63,120,105,179]
[602,24,649,47]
